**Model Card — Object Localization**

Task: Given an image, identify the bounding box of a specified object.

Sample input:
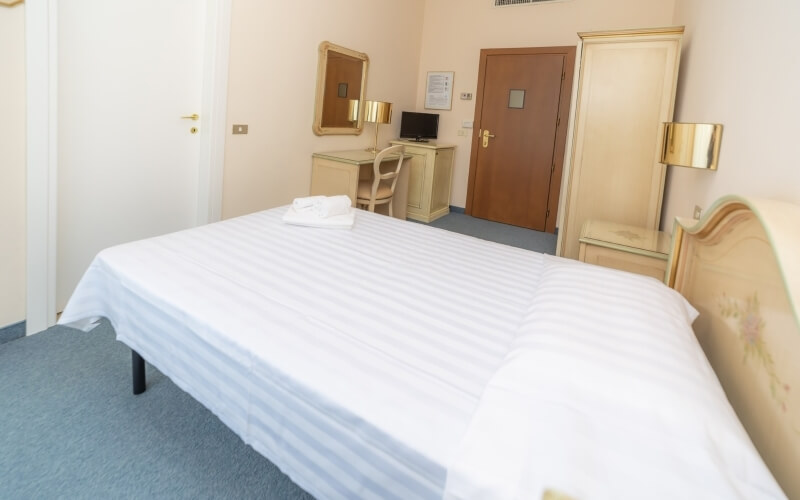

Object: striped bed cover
[58,207,545,499]
[444,257,784,499]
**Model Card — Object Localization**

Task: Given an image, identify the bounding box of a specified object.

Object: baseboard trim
[0,320,26,345]
[449,205,465,214]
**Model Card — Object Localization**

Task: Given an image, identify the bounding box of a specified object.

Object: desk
[578,219,670,280]
[310,149,409,219]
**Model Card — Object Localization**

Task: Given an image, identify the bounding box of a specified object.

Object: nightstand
[578,220,670,280]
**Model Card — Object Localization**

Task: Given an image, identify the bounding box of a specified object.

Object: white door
[57,1,211,310]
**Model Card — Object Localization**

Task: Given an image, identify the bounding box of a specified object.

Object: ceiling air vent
[494,0,562,6]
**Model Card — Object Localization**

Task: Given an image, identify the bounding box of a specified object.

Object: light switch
[462,120,474,129]
[460,92,473,100]
[232,124,248,135]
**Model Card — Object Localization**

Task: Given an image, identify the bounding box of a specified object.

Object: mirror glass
[313,42,369,136]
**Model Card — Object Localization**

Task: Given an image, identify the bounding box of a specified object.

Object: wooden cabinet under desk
[390,140,455,223]
[310,149,409,220]
[578,219,670,281]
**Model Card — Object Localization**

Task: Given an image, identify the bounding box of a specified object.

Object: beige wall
[416,0,676,208]
[222,0,425,218]
[0,4,26,328]
[663,1,800,227]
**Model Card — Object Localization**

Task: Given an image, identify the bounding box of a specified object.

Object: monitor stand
[411,137,429,143]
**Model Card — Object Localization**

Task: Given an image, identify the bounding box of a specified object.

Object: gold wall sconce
[350,99,393,153]
[660,122,723,170]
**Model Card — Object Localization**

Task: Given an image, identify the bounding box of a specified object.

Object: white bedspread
[59,206,783,499]
[59,206,546,499]
[444,256,784,500]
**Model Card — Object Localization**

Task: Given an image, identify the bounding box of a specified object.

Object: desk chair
[356,145,405,216]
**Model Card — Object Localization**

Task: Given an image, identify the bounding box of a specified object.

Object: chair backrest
[368,144,405,202]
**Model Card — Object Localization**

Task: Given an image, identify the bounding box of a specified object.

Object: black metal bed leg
[132,350,146,395]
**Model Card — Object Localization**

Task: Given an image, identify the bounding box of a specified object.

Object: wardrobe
[557,27,684,260]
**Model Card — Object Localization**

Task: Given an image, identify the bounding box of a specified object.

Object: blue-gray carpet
[421,211,557,254]
[0,321,25,345]
[0,213,554,498]
[0,320,313,499]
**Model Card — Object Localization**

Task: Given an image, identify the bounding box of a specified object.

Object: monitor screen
[399,112,439,142]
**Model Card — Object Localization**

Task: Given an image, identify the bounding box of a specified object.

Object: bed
[57,195,799,499]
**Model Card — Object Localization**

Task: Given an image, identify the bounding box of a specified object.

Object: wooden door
[466,47,575,233]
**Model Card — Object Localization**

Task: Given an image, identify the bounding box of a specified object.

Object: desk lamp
[351,100,393,153]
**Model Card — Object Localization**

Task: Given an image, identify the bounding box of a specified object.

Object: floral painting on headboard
[719,292,791,413]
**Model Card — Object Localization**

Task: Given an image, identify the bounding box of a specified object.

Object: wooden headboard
[667,195,800,498]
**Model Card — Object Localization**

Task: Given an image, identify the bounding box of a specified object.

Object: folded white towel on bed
[314,195,352,218]
[292,196,326,212]
[282,205,355,229]
[291,195,352,218]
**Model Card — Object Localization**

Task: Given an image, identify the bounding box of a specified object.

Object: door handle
[181,113,199,121]
[482,129,496,148]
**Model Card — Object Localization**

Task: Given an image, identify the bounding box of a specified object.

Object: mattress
[58,207,546,499]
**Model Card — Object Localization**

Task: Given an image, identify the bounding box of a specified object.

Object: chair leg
[388,201,393,217]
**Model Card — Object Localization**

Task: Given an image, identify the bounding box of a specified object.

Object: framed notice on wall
[424,71,454,110]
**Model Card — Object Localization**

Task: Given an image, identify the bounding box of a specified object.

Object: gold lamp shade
[347,99,360,122]
[660,122,723,170]
[362,100,393,124]
[350,100,393,153]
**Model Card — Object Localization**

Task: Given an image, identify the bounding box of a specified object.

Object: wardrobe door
[558,27,683,260]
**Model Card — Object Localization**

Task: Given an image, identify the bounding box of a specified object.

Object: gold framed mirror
[312,41,369,136]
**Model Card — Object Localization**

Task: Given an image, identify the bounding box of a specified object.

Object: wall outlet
[232,124,248,135]
[693,205,703,219]
[457,129,467,136]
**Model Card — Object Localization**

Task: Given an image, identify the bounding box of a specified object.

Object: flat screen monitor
[399,111,439,142]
